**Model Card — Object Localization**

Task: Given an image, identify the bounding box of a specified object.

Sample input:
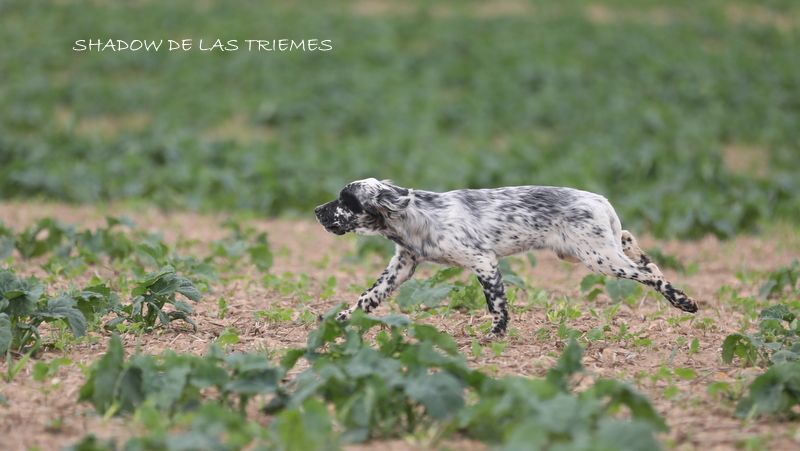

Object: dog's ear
[339,186,364,213]
[364,181,411,214]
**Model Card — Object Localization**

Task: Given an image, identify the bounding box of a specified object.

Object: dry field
[1,201,799,450]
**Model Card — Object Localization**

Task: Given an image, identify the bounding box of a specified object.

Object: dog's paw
[335,309,352,322]
[482,329,506,342]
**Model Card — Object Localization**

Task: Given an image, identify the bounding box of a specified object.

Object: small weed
[470,339,483,358]
[489,341,506,357]
[32,357,72,382]
[215,327,240,348]
[217,297,229,319]
[545,300,582,324]
[707,381,735,400]
[255,307,294,324]
[211,221,273,272]
[297,310,318,325]
[586,327,606,342]
[264,272,312,302]
[580,274,643,305]
[693,317,718,332]
[319,276,337,300]
[690,338,700,354]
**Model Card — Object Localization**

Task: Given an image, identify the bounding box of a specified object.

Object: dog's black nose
[314,205,322,215]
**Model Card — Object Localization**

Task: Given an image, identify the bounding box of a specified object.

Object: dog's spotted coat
[315,178,698,337]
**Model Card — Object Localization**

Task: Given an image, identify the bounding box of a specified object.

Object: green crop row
[72,311,666,450]
[0,265,200,358]
[0,216,275,363]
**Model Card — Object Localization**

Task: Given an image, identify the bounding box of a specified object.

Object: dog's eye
[340,191,363,213]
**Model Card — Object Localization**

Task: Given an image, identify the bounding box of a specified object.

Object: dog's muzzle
[315,202,346,235]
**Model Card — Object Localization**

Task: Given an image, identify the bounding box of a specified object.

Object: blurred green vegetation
[1,0,798,238]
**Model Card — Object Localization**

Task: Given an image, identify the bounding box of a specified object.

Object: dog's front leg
[336,246,418,321]
[472,258,509,339]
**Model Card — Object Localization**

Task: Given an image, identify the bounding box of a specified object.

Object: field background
[1,0,800,450]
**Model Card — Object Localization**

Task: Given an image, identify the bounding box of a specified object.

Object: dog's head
[314,178,411,235]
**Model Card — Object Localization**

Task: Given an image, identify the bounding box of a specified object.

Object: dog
[314,178,698,338]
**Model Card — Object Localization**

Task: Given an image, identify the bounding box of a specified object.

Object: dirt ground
[1,201,799,451]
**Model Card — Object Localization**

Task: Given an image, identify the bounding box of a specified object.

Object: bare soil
[1,201,799,450]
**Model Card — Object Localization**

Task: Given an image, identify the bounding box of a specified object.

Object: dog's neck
[379,192,437,256]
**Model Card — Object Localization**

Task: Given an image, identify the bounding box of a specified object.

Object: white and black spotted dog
[315,178,698,338]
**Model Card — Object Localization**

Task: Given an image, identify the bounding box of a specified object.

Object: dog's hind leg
[335,246,418,321]
[578,240,697,313]
[620,230,661,276]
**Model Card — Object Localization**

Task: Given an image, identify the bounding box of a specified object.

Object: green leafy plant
[396,264,523,313]
[255,306,294,324]
[0,222,15,260]
[216,297,228,319]
[77,312,666,449]
[263,272,312,302]
[722,304,799,368]
[211,220,273,272]
[721,304,800,419]
[645,247,690,273]
[735,362,800,420]
[106,266,202,332]
[581,274,643,305]
[14,218,73,259]
[758,260,799,300]
[0,269,86,354]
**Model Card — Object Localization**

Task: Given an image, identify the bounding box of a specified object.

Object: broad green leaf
[759,304,795,323]
[248,233,273,272]
[0,270,43,316]
[546,339,583,390]
[594,418,664,451]
[163,433,228,451]
[0,237,13,260]
[395,280,453,310]
[589,379,668,431]
[771,350,800,364]
[0,313,10,354]
[176,277,202,301]
[580,274,606,293]
[736,362,800,419]
[411,323,459,355]
[37,295,87,338]
[498,259,526,289]
[375,313,411,328]
[404,371,465,419]
[116,366,146,413]
[280,348,305,372]
[215,327,240,347]
[721,333,757,366]
[605,279,641,302]
[271,398,338,451]
[345,347,401,381]
[428,266,464,284]
[150,365,191,411]
[80,335,125,413]
[307,316,344,350]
